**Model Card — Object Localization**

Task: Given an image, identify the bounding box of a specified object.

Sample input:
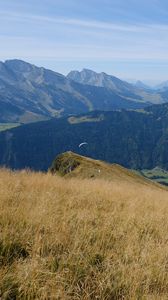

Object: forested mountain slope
[1,103,168,171]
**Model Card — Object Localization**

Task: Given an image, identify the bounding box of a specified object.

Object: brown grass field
[0,167,168,299]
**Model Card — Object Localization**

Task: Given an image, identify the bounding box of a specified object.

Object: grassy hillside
[0,167,168,299]
[50,151,158,187]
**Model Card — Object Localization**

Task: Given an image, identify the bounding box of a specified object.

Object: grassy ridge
[0,123,20,132]
[0,169,168,299]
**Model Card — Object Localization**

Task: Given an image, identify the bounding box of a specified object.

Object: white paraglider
[78,142,88,148]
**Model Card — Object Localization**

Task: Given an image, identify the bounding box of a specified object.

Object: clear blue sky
[1,0,168,83]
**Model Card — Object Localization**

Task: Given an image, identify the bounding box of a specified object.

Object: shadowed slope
[2,105,168,171]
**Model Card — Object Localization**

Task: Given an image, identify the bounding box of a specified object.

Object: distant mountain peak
[4,59,35,72]
[67,68,132,92]
[134,80,151,90]
[5,59,30,65]
[81,68,107,76]
[82,68,96,73]
[156,80,168,90]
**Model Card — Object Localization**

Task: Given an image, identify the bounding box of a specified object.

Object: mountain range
[0,60,168,123]
[2,59,168,172]
[68,69,150,92]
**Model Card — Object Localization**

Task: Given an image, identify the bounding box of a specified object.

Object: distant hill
[1,103,168,171]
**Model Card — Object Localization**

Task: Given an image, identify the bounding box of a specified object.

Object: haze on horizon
[1,0,168,85]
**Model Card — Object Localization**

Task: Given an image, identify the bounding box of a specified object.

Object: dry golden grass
[0,168,168,299]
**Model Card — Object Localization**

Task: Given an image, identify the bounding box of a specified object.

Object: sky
[1,0,168,84]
